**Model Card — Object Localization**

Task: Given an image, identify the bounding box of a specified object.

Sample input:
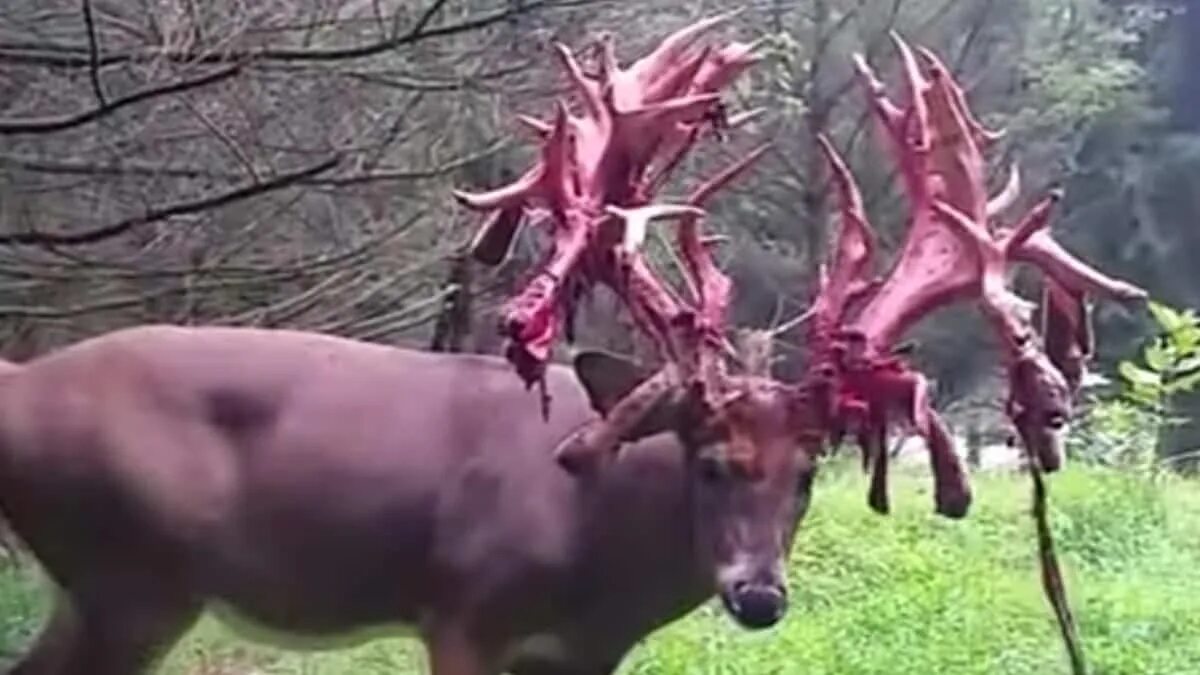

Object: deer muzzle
[722,579,788,629]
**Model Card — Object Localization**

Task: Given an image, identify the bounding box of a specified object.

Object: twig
[430,247,474,353]
[0,156,340,246]
[82,0,106,105]
[0,64,243,135]
[1029,460,1088,675]
[409,0,452,38]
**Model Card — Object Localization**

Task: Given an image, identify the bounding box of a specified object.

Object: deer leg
[9,584,199,675]
[510,662,620,675]
[423,622,501,675]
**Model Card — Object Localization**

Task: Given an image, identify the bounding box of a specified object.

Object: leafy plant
[1071,301,1200,471]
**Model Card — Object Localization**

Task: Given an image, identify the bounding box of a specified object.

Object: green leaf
[1120,361,1161,390]
[1170,317,1200,349]
[1148,301,1185,334]
[1165,369,1200,395]
[1174,327,1200,353]
[1143,340,1170,372]
[1173,355,1200,373]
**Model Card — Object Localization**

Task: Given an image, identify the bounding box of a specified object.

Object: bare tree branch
[0,63,243,135]
[81,0,106,105]
[0,138,509,185]
[0,155,340,246]
[0,0,601,68]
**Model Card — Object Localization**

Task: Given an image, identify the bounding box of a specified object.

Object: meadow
[2,461,1198,674]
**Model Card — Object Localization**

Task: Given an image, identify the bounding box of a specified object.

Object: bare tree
[0,0,605,353]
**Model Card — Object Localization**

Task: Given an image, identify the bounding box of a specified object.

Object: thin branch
[0,211,424,281]
[0,1,602,68]
[1030,462,1088,675]
[0,156,340,247]
[0,64,243,135]
[0,138,507,185]
[410,0,452,39]
[322,139,510,185]
[82,0,106,105]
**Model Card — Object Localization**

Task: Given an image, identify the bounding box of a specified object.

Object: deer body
[0,325,717,675]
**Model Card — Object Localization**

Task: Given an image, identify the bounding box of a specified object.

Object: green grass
[2,463,1199,674]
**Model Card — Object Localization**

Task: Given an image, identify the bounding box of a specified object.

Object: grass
[2,462,1199,674]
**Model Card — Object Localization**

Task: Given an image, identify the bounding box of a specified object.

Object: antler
[453,15,763,388]
[800,36,1146,518]
[553,144,769,471]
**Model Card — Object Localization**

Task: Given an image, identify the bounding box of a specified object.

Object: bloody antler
[802,36,1146,518]
[553,144,770,472]
[454,14,764,387]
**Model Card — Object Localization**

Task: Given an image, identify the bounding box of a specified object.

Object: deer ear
[557,352,682,471]
[571,350,681,442]
[572,350,653,416]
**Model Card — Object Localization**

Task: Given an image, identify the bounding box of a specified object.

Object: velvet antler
[552,143,770,471]
[800,35,1146,518]
[454,14,763,388]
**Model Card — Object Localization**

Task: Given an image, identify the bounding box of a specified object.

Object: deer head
[455,15,815,630]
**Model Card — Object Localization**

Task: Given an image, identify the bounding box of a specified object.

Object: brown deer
[0,16,816,675]
[0,20,1145,675]
[449,24,1146,675]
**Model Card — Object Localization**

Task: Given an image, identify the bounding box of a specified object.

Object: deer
[453,20,1151,654]
[0,16,817,675]
[0,18,1145,675]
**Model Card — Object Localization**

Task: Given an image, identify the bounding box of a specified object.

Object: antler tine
[810,134,877,330]
[645,41,765,190]
[516,114,553,138]
[672,144,770,333]
[648,147,768,386]
[889,32,931,153]
[919,50,991,223]
[914,45,1006,149]
[453,16,762,389]
[1009,219,1148,301]
[553,41,606,122]
[452,163,544,212]
[604,146,769,362]
[693,40,764,93]
[853,34,932,210]
[468,205,524,266]
[688,143,771,207]
[629,11,735,82]
[986,163,1021,218]
[641,45,713,107]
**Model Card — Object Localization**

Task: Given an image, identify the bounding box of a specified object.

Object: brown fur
[0,325,814,675]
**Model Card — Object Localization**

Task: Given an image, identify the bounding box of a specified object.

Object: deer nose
[726,580,787,630]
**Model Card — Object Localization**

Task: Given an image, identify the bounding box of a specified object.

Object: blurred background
[0,0,1194,460]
